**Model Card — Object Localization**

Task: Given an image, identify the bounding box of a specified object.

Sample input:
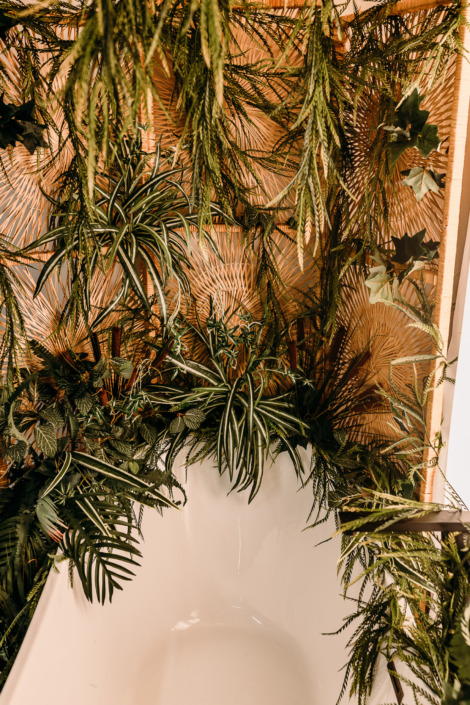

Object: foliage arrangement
[0,0,468,702]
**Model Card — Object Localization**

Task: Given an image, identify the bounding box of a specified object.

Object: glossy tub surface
[1,451,398,704]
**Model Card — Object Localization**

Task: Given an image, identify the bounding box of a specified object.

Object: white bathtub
[1,450,399,705]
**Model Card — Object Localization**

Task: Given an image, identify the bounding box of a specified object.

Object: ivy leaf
[18,120,48,154]
[0,97,48,153]
[423,238,440,261]
[417,123,440,158]
[386,90,440,163]
[169,416,186,434]
[184,408,206,430]
[429,170,445,189]
[364,265,393,304]
[0,11,20,40]
[391,229,428,264]
[401,167,441,202]
[35,424,58,457]
[385,126,417,164]
[396,89,429,133]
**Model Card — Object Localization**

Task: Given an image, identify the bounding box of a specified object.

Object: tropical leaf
[36,496,66,542]
[34,424,57,458]
[70,452,178,509]
[140,423,157,445]
[183,408,206,430]
[5,441,28,463]
[110,357,134,380]
[61,525,141,605]
[39,406,64,430]
[169,416,185,434]
[364,265,393,304]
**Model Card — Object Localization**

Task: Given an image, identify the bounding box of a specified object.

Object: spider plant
[148,309,307,501]
[22,134,220,329]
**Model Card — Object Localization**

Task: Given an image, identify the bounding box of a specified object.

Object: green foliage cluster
[0,0,467,701]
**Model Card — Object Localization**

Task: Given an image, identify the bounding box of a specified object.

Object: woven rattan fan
[4,264,132,366]
[0,35,74,249]
[342,1,470,499]
[168,224,316,386]
[338,275,433,442]
[345,6,455,248]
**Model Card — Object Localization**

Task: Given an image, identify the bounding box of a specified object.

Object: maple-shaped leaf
[396,88,429,134]
[364,265,393,304]
[391,230,427,264]
[422,238,440,261]
[401,167,441,201]
[391,229,439,264]
[417,123,441,158]
[18,121,48,154]
[386,89,441,164]
[0,96,48,154]
[429,170,445,189]
[0,96,33,122]
[385,125,418,164]
[0,120,20,149]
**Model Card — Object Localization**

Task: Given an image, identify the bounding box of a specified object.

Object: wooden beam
[421,3,470,502]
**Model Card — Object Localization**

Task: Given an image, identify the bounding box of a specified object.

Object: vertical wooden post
[421,5,470,501]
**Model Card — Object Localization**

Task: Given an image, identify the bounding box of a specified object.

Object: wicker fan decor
[2,264,139,367]
[341,1,470,499]
[0,35,74,249]
[337,275,433,442]
[183,225,314,313]
[344,6,456,248]
[166,224,316,387]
